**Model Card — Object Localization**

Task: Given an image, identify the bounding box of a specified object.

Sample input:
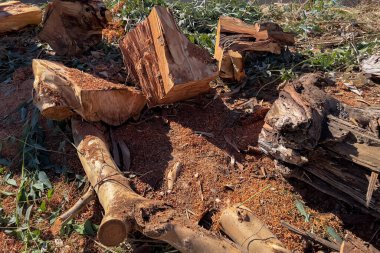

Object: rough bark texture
[259,73,380,215]
[32,59,146,126]
[120,6,217,106]
[0,1,42,33]
[215,16,295,81]
[219,205,289,253]
[362,55,380,81]
[38,0,110,56]
[71,119,242,252]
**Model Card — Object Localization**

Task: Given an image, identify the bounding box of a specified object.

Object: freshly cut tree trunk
[219,204,289,253]
[71,119,242,252]
[215,16,295,81]
[38,0,110,56]
[120,6,217,106]
[32,59,146,126]
[0,1,42,33]
[258,73,380,216]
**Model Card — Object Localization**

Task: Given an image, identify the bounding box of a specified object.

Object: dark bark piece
[214,16,295,81]
[259,73,380,215]
[38,0,110,56]
[0,1,42,33]
[120,6,217,107]
[33,59,147,126]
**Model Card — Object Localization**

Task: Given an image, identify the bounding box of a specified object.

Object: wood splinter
[51,187,96,235]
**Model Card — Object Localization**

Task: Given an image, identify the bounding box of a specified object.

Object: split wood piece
[0,1,42,33]
[259,73,380,214]
[215,16,295,81]
[281,221,341,251]
[219,204,290,253]
[51,187,96,235]
[38,0,110,56]
[119,6,217,106]
[71,119,242,252]
[32,59,146,126]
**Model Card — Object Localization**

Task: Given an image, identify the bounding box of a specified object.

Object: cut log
[219,204,289,253]
[71,119,242,252]
[120,6,217,106]
[215,16,295,81]
[0,1,42,33]
[38,0,110,56]
[259,73,380,215]
[32,59,146,126]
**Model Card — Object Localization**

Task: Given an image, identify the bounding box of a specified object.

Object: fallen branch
[220,205,289,253]
[71,119,242,252]
[281,221,340,251]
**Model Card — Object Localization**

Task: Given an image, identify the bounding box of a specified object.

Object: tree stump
[259,73,380,216]
[38,0,110,56]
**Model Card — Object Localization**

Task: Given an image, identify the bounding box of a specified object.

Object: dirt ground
[1,4,380,253]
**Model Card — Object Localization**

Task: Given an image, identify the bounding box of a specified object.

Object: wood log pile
[214,16,295,81]
[5,0,380,251]
[258,73,380,216]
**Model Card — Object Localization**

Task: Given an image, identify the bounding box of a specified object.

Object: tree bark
[214,17,295,81]
[259,73,380,215]
[33,59,146,126]
[71,119,243,252]
[38,0,110,56]
[119,6,217,107]
[0,1,42,33]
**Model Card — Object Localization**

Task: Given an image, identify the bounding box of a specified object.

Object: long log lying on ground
[215,17,295,81]
[259,73,380,215]
[120,6,217,106]
[38,0,110,55]
[0,1,42,33]
[32,59,146,125]
[71,119,242,252]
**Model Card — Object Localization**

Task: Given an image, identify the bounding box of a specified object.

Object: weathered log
[259,73,380,215]
[71,119,242,252]
[38,0,110,56]
[32,59,146,126]
[0,1,42,33]
[362,55,380,80]
[219,205,289,253]
[215,16,295,81]
[120,6,217,106]
[340,234,380,253]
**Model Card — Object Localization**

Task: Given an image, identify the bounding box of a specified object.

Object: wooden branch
[120,6,217,106]
[281,221,341,251]
[71,119,242,252]
[51,187,96,235]
[38,0,110,55]
[214,17,295,81]
[0,1,42,33]
[32,59,146,126]
[219,205,289,253]
[259,73,380,215]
